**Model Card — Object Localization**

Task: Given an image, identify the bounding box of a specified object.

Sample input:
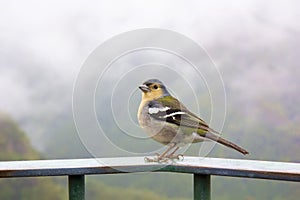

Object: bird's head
[139,79,170,100]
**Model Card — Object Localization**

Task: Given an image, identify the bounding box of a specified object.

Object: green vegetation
[0,112,66,200]
[0,113,40,160]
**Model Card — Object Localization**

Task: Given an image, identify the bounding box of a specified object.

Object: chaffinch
[138,79,248,162]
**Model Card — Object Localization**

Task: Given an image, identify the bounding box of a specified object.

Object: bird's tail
[204,131,249,155]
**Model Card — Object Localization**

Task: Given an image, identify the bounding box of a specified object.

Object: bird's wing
[148,96,210,132]
[148,96,249,155]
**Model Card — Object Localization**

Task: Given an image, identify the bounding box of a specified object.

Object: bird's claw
[144,156,153,162]
[177,154,184,161]
[144,156,169,163]
[166,154,184,161]
[144,153,184,163]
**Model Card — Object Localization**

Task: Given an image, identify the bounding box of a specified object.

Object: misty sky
[0,0,299,150]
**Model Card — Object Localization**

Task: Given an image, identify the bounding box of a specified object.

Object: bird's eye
[153,85,158,89]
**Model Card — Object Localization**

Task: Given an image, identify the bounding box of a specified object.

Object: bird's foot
[144,154,184,163]
[144,154,169,163]
[166,154,184,161]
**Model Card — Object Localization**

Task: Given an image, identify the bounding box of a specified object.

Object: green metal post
[194,174,211,200]
[69,175,85,200]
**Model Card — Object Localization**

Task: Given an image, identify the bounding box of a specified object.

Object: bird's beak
[139,84,150,92]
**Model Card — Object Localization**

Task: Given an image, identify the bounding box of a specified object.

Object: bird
[137,79,249,162]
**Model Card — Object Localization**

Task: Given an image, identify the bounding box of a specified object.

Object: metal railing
[1,157,300,200]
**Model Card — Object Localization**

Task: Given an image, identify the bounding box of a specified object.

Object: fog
[0,0,299,151]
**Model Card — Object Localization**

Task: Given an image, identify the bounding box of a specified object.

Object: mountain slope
[0,112,66,200]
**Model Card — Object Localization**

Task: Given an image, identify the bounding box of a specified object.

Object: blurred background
[0,0,299,199]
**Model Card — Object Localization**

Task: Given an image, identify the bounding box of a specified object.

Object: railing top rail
[1,157,299,182]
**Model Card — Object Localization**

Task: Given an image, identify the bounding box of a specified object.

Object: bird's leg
[166,147,179,158]
[144,143,176,162]
[165,147,184,160]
